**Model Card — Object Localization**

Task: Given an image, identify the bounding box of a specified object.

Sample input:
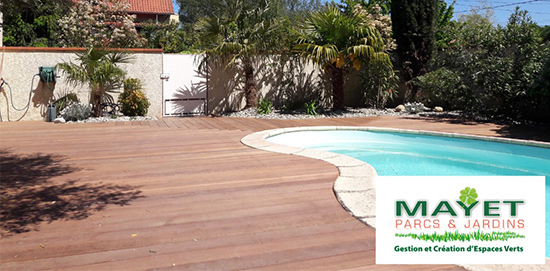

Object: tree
[57,48,133,117]
[417,8,549,122]
[176,0,223,25]
[351,4,395,51]
[0,0,72,46]
[435,0,457,49]
[339,0,392,15]
[294,5,391,110]
[176,0,322,50]
[391,0,439,101]
[58,0,145,48]
[140,21,194,53]
[195,0,281,109]
[177,0,322,25]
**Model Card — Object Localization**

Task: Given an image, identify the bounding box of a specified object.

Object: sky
[452,0,550,26]
[172,0,550,26]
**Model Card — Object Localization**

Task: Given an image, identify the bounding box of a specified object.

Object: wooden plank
[172,118,192,129]
[179,117,200,129]
[160,118,176,128]
[206,117,237,130]
[146,120,158,127]
[211,117,243,130]
[184,117,210,130]
[192,117,217,129]
[156,119,168,127]
[2,115,533,270]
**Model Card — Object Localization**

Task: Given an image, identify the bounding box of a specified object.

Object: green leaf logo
[459,187,478,205]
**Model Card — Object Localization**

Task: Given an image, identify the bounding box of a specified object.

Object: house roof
[127,0,174,15]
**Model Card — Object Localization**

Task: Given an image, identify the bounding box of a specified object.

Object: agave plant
[57,47,133,117]
[294,5,391,110]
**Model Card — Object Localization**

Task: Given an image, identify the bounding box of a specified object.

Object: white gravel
[63,115,158,123]
[222,107,459,120]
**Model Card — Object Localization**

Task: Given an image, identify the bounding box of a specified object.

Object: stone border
[241,126,550,270]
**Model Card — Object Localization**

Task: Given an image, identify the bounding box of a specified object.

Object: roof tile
[127,0,174,14]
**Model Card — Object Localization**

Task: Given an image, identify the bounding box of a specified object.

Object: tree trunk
[90,89,102,117]
[243,63,258,109]
[331,68,345,110]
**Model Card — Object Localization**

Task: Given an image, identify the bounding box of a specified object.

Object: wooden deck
[1,116,545,270]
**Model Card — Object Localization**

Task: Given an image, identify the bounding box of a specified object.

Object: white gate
[162,54,207,116]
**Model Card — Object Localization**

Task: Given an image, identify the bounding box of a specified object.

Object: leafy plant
[195,0,282,109]
[360,57,399,109]
[57,0,145,48]
[459,187,478,205]
[53,93,79,117]
[140,21,193,53]
[415,68,474,110]
[427,8,549,122]
[57,47,133,117]
[282,100,304,111]
[304,101,318,116]
[1,0,72,47]
[257,98,272,115]
[60,103,92,121]
[118,78,150,117]
[294,5,391,109]
[123,78,142,91]
[391,0,439,101]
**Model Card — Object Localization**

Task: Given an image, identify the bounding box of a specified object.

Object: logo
[376,176,545,264]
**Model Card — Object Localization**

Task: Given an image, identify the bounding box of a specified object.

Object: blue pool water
[268,130,550,257]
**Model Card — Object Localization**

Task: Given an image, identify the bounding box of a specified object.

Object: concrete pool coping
[241,126,550,271]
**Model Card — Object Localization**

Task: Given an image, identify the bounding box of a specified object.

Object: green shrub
[359,59,398,109]
[123,78,142,91]
[118,78,150,116]
[525,54,550,122]
[281,100,304,111]
[53,92,79,116]
[428,8,549,121]
[61,102,91,121]
[415,68,474,110]
[304,101,318,116]
[257,98,272,115]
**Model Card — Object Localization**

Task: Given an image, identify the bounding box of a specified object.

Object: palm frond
[108,50,134,65]
[294,43,339,66]
[56,62,89,87]
[294,3,390,70]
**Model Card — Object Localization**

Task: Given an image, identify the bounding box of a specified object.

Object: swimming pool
[267,130,550,257]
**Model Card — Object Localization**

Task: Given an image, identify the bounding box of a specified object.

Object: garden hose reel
[39,66,57,83]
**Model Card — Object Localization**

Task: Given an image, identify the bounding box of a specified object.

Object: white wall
[0,48,163,121]
[1,49,366,121]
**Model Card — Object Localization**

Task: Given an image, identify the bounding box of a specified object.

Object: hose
[0,74,40,121]
[6,74,39,111]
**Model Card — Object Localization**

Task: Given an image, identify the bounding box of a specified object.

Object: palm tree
[294,5,391,110]
[57,47,133,117]
[195,0,280,109]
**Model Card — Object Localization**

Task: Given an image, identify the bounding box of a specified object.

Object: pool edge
[241,126,550,269]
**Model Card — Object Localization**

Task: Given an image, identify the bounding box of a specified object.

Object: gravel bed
[222,107,459,120]
[64,115,158,123]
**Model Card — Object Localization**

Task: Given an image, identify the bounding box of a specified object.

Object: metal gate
[162,54,207,116]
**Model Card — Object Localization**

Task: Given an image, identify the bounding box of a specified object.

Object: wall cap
[0,47,163,54]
